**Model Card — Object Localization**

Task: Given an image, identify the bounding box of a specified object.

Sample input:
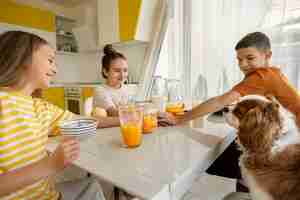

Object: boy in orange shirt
[170,31,300,192]
[175,32,300,126]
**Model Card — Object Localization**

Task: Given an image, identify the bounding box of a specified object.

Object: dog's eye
[223,107,230,113]
[233,109,243,119]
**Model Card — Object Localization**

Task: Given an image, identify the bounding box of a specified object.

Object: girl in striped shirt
[0,31,106,200]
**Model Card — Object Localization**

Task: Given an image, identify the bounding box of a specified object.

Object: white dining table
[48,118,236,200]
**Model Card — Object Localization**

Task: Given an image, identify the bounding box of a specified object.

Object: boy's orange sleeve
[231,72,266,97]
[271,71,300,121]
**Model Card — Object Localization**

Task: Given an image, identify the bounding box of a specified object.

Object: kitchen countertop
[49,82,139,87]
[50,81,102,87]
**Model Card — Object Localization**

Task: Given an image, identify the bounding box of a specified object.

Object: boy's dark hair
[235,32,271,51]
[0,31,48,86]
[101,44,126,79]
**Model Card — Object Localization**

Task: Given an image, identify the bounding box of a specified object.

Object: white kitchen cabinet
[97,0,160,46]
[56,16,78,53]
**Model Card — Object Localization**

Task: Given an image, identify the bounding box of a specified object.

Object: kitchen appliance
[64,87,83,114]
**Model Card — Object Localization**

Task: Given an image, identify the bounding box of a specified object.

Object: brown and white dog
[224,95,300,200]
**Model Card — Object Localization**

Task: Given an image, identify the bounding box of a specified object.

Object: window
[263,0,300,90]
[139,0,276,102]
[155,0,184,80]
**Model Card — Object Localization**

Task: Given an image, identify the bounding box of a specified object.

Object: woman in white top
[94,44,130,117]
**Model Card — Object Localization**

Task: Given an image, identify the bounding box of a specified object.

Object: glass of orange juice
[143,103,158,134]
[166,102,185,115]
[166,79,184,115]
[119,104,144,148]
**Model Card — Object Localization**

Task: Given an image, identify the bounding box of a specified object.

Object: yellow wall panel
[42,88,65,109]
[0,0,55,32]
[118,0,142,41]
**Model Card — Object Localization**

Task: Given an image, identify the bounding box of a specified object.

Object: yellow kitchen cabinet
[42,88,65,109]
[97,0,160,45]
[0,0,55,32]
[118,0,142,41]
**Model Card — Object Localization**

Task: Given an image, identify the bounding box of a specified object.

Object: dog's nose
[223,107,230,113]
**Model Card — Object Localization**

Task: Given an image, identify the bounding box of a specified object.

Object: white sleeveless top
[93,84,129,109]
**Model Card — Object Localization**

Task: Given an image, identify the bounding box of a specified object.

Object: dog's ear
[265,93,275,101]
[264,102,283,137]
[264,102,281,126]
[239,107,263,133]
[266,94,279,105]
[238,105,278,153]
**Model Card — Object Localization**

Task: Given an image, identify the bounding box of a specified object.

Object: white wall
[54,52,101,82]
[53,43,147,84]
[57,0,147,84]
[11,0,148,84]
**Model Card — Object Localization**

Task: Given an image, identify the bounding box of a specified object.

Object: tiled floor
[182,173,236,200]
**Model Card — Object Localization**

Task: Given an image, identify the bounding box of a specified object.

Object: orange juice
[166,103,185,115]
[119,104,144,148]
[121,123,143,148]
[143,114,158,134]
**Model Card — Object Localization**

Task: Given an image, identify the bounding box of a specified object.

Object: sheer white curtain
[148,0,272,103]
[190,0,271,102]
[262,0,300,90]
[153,0,271,104]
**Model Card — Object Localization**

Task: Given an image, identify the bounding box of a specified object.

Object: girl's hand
[50,136,80,171]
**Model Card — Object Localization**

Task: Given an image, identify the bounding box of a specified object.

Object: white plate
[59,118,97,129]
[61,128,96,135]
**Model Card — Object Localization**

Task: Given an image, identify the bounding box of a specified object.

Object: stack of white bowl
[59,118,97,140]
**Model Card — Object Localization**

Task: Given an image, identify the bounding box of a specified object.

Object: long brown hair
[0,31,48,87]
[101,44,126,79]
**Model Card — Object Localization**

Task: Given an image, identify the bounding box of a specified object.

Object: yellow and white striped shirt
[0,89,74,200]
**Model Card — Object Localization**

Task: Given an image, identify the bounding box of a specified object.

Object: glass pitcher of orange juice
[143,103,158,134]
[119,104,144,148]
[166,79,185,115]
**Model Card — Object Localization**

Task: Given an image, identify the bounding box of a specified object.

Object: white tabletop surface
[48,119,236,200]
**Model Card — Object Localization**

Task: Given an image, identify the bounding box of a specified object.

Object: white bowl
[59,118,98,129]
[59,118,97,136]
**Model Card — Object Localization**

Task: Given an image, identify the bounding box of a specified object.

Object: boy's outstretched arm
[176,91,241,124]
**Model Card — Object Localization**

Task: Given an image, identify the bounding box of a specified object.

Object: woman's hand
[157,112,178,126]
[50,136,80,171]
